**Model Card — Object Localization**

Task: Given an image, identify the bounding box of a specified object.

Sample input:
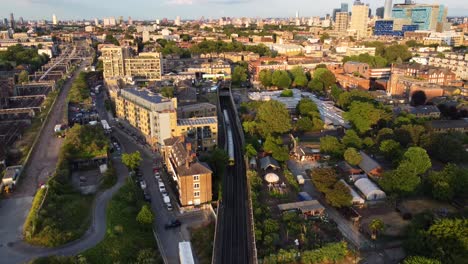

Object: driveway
[287,160,370,249]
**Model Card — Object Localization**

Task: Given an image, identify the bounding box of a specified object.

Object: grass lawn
[81,177,162,264]
[190,222,215,264]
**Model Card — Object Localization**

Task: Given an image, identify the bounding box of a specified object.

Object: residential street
[287,160,370,250]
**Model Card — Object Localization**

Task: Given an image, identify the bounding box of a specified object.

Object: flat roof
[177,117,217,126]
[122,87,165,104]
[278,200,325,213]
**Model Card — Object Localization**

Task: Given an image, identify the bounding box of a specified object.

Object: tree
[272,70,291,88]
[376,128,395,143]
[342,129,363,149]
[136,205,154,225]
[245,144,258,158]
[344,101,389,134]
[313,68,336,91]
[395,124,426,147]
[320,136,344,157]
[369,219,385,240]
[232,65,247,85]
[425,218,468,262]
[344,148,362,166]
[427,164,468,201]
[311,168,337,193]
[297,98,319,116]
[307,78,324,94]
[379,139,402,161]
[330,84,343,102]
[105,34,120,46]
[411,90,427,106]
[279,89,293,97]
[18,70,29,84]
[383,44,412,63]
[401,147,431,176]
[426,133,468,163]
[337,89,375,110]
[403,256,441,264]
[290,66,308,87]
[242,121,257,136]
[122,151,142,171]
[326,181,352,208]
[296,117,314,132]
[380,164,421,195]
[259,69,272,87]
[256,100,292,136]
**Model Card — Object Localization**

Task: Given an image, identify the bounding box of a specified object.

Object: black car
[143,191,151,202]
[164,219,181,229]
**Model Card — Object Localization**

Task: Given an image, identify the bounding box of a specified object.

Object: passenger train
[223,109,235,166]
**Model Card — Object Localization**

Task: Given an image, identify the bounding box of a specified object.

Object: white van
[296,175,305,185]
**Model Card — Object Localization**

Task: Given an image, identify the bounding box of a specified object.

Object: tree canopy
[344,148,362,166]
[259,69,272,87]
[232,65,247,85]
[256,100,292,136]
[271,70,291,88]
[136,205,154,226]
[122,151,142,171]
[344,101,389,134]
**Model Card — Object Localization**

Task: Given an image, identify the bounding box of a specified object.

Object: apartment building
[350,1,369,39]
[391,64,457,86]
[163,137,212,207]
[115,87,218,151]
[335,12,349,33]
[345,46,376,56]
[186,59,231,75]
[101,45,162,81]
[427,53,468,80]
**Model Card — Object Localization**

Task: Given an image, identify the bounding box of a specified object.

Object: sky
[0,0,467,21]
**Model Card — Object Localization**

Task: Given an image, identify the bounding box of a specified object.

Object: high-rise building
[332,8,341,21]
[9,13,14,29]
[19,17,24,26]
[405,0,412,4]
[2,18,7,27]
[118,16,124,25]
[392,3,448,31]
[335,12,349,32]
[94,18,99,26]
[128,16,133,25]
[376,7,385,19]
[52,14,57,25]
[341,3,349,13]
[384,0,393,19]
[175,16,181,26]
[103,17,116,27]
[350,0,369,39]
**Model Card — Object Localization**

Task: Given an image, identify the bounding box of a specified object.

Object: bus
[101,120,111,134]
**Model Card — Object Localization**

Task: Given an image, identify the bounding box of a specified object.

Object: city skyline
[1,0,467,21]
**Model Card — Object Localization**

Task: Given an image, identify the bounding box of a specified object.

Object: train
[223,109,235,166]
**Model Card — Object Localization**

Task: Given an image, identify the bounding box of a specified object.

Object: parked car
[163,194,170,204]
[166,203,173,211]
[158,182,166,193]
[296,175,305,185]
[143,191,151,202]
[164,219,181,229]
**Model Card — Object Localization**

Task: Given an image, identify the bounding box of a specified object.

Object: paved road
[287,160,370,249]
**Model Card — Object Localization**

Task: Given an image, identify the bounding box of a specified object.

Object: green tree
[425,218,468,263]
[242,121,257,136]
[297,98,319,116]
[337,89,375,110]
[326,181,352,208]
[121,151,142,171]
[320,135,344,157]
[427,164,468,201]
[379,139,402,161]
[330,84,343,102]
[384,44,412,63]
[259,69,272,87]
[105,34,120,46]
[296,117,313,132]
[311,168,337,193]
[136,205,154,226]
[401,147,431,176]
[344,148,362,166]
[160,86,174,98]
[395,124,426,147]
[313,68,336,91]
[307,78,324,94]
[272,70,291,88]
[290,66,308,87]
[232,65,247,85]
[369,218,385,240]
[342,129,363,149]
[344,101,388,134]
[18,70,29,84]
[279,89,293,97]
[256,100,292,136]
[245,144,258,158]
[380,163,421,195]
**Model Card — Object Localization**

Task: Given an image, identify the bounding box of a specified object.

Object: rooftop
[177,117,217,126]
[122,87,165,104]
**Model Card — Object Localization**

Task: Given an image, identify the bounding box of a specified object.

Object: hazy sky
[0,0,467,20]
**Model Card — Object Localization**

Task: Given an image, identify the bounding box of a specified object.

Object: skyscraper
[384,0,393,19]
[9,13,14,29]
[341,3,349,13]
[376,7,385,18]
[94,18,99,26]
[175,16,181,26]
[350,0,369,39]
[52,14,57,25]
[405,0,412,4]
[19,17,24,26]
[335,12,349,32]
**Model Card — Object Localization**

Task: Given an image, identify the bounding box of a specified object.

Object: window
[194,183,200,189]
[194,191,200,197]
[193,175,200,181]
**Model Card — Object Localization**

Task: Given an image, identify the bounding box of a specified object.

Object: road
[287,160,370,249]
[0,42,93,263]
[214,96,250,264]
[96,88,211,264]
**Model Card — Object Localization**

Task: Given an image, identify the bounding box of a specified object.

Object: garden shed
[260,156,280,171]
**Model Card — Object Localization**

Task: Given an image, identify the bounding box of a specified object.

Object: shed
[260,156,280,171]
[358,151,383,177]
[354,178,386,201]
[249,157,257,169]
[349,173,367,183]
[337,161,363,175]
[339,179,365,205]
[277,200,325,216]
